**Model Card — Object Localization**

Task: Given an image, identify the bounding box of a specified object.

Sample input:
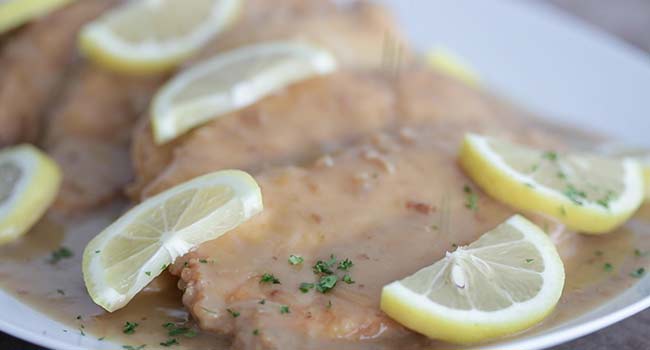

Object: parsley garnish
[145,271,151,276]
[316,275,338,293]
[199,259,208,264]
[342,274,355,284]
[260,273,281,284]
[563,184,586,205]
[326,300,332,309]
[253,329,259,336]
[122,345,146,350]
[56,289,65,296]
[463,185,478,211]
[312,255,337,275]
[227,308,240,318]
[630,267,646,278]
[123,321,139,334]
[258,299,266,305]
[542,151,558,161]
[163,323,196,338]
[49,247,73,264]
[525,258,535,264]
[279,305,290,314]
[159,338,178,347]
[635,249,650,257]
[161,264,169,271]
[337,258,353,271]
[299,282,314,293]
[603,263,613,272]
[288,255,304,265]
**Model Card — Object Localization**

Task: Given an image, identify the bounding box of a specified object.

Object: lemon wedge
[426,47,479,87]
[460,133,645,234]
[0,145,61,245]
[83,170,262,312]
[596,142,650,202]
[0,0,73,34]
[151,41,337,144]
[78,0,242,75]
[381,215,565,344]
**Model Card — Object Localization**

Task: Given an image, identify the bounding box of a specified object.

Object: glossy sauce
[0,127,649,350]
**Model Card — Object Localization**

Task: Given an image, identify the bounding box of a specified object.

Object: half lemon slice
[151,41,338,144]
[0,0,72,34]
[460,133,645,234]
[83,170,262,312]
[78,0,242,74]
[381,215,565,344]
[0,145,61,245]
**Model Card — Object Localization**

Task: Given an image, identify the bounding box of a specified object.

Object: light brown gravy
[0,123,649,350]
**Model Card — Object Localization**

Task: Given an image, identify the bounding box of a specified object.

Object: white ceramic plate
[2,0,650,349]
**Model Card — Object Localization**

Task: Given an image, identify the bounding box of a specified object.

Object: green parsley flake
[288,255,304,265]
[279,305,290,314]
[122,345,146,350]
[312,255,337,275]
[145,271,151,276]
[159,338,179,347]
[635,249,650,257]
[163,323,197,338]
[463,185,478,211]
[259,299,266,305]
[316,275,338,293]
[337,258,353,271]
[49,247,73,264]
[563,184,587,205]
[260,273,281,284]
[630,268,646,278]
[299,282,314,293]
[342,274,355,284]
[525,258,535,264]
[253,329,259,336]
[603,263,613,272]
[56,289,65,295]
[542,151,558,161]
[199,259,208,264]
[123,321,139,334]
[227,308,240,318]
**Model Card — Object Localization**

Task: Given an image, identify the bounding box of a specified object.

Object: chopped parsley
[563,184,587,205]
[258,299,266,305]
[529,164,539,172]
[227,308,240,318]
[288,255,304,265]
[253,329,259,336]
[260,273,281,284]
[122,345,146,350]
[199,259,208,264]
[312,255,337,275]
[542,151,558,161]
[603,263,614,272]
[630,268,646,278]
[337,258,353,271]
[463,185,478,211]
[95,250,101,254]
[342,274,355,284]
[525,258,535,264]
[48,247,73,264]
[635,249,650,257]
[556,171,567,179]
[316,275,338,293]
[595,250,604,257]
[159,338,179,347]
[56,289,65,296]
[145,271,151,276]
[163,323,196,338]
[326,300,332,309]
[161,264,169,271]
[299,282,315,293]
[123,321,139,335]
[279,305,290,314]
[596,191,617,209]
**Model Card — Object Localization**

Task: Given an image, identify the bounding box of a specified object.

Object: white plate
[2,0,650,349]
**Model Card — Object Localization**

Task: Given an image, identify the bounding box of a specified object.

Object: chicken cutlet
[168,121,561,349]
[129,0,407,199]
[130,66,551,200]
[0,0,115,147]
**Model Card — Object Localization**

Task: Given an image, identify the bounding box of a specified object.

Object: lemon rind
[82,169,262,312]
[78,0,242,75]
[151,41,338,144]
[0,0,73,34]
[380,215,565,344]
[460,134,645,234]
[0,145,61,245]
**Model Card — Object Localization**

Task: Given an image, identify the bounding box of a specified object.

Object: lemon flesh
[0,144,61,245]
[151,41,338,144]
[0,0,73,34]
[426,47,479,87]
[460,134,645,234]
[83,170,262,312]
[79,0,241,75]
[381,215,565,344]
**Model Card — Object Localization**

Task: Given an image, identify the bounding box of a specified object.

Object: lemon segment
[151,41,338,144]
[78,0,242,75]
[426,47,479,87]
[381,215,565,344]
[0,0,73,34]
[460,134,645,234]
[0,145,62,245]
[82,170,263,312]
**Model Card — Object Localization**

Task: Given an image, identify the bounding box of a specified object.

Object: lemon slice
[426,47,479,87]
[460,133,645,234]
[0,145,61,245]
[78,0,242,75]
[381,215,565,344]
[151,41,338,144]
[596,142,650,201]
[82,170,262,312]
[0,0,73,34]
